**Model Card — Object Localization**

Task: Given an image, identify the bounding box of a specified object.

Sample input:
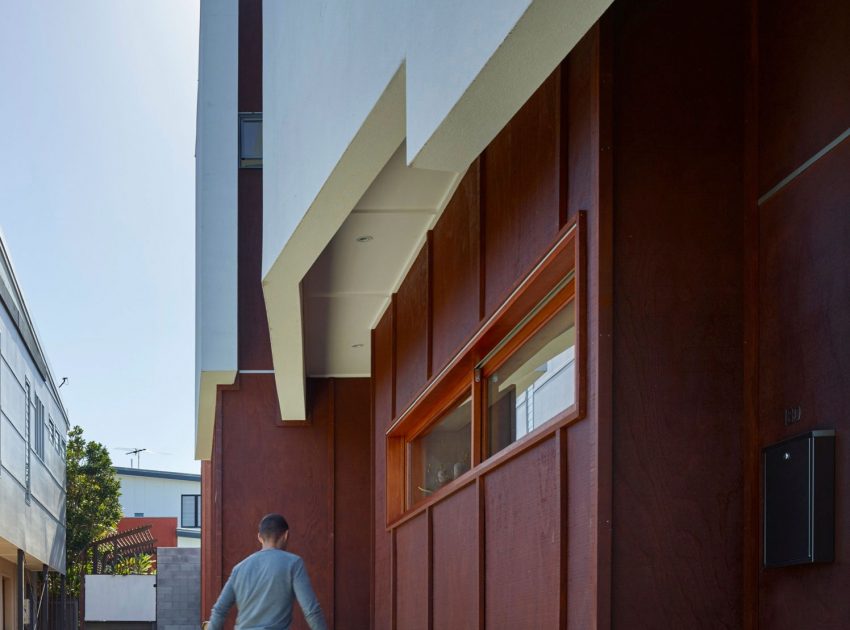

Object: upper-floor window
[25,380,32,501]
[239,113,262,168]
[34,396,45,459]
[181,494,201,528]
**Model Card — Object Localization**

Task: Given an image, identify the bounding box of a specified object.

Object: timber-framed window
[386,214,585,524]
[406,392,472,508]
[482,281,576,458]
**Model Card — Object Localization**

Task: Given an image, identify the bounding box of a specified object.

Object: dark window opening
[181,494,201,528]
[239,113,262,168]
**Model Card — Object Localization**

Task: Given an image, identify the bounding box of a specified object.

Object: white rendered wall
[85,575,157,622]
[177,535,201,548]
[261,0,613,276]
[262,0,406,278]
[117,474,200,522]
[195,0,239,458]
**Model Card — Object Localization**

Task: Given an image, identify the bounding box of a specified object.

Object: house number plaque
[783,406,802,426]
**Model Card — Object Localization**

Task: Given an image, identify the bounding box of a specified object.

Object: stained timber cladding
[372,24,605,629]
[430,484,478,630]
[431,163,481,374]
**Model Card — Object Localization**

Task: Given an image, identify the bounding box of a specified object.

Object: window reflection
[487,301,575,457]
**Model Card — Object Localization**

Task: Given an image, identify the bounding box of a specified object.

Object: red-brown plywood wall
[482,69,563,318]
[237,169,273,370]
[431,162,481,373]
[237,0,261,113]
[485,440,560,629]
[755,1,850,626]
[757,0,850,195]
[611,0,746,626]
[208,375,370,630]
[372,23,609,630]
[394,515,429,630]
[221,376,333,630]
[201,459,215,617]
[394,248,429,413]
[334,379,372,630]
[757,139,850,629]
[236,0,271,371]
[431,484,478,630]
[373,308,394,630]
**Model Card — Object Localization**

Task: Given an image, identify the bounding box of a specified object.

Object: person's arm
[207,568,238,630]
[292,557,327,630]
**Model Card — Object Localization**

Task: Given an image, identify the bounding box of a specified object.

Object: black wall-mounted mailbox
[763,429,835,567]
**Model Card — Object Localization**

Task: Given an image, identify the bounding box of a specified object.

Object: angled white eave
[261,0,613,422]
[263,70,407,421]
[195,0,239,459]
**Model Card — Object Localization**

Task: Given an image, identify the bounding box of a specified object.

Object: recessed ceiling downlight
[355,235,373,243]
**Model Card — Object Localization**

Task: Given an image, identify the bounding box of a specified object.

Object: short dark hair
[258,513,289,540]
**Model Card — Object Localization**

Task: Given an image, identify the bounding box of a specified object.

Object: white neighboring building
[115,467,201,548]
[0,229,68,627]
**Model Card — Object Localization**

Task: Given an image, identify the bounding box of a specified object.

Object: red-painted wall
[118,516,178,549]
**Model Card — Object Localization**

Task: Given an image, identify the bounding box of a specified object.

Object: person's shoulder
[265,549,304,570]
[272,549,303,563]
[235,550,265,569]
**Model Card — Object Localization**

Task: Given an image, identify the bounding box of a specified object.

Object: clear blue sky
[0,1,200,473]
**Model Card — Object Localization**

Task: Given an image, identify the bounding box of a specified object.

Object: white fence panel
[85,575,156,621]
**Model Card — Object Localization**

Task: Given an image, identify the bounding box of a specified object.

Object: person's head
[257,513,290,550]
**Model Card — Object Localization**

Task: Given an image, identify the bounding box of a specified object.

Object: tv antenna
[112,446,173,469]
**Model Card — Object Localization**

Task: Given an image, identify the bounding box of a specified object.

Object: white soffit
[302,144,459,377]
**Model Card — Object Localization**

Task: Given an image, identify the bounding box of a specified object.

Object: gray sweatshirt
[207,549,327,630]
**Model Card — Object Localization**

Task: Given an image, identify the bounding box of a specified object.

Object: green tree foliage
[62,425,123,595]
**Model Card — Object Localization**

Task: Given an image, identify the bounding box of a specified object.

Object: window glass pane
[407,396,472,508]
[240,118,262,160]
[181,495,197,527]
[487,300,575,457]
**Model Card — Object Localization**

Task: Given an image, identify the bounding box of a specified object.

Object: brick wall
[156,547,200,630]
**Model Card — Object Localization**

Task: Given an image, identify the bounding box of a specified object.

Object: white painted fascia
[195,370,236,460]
[408,0,613,170]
